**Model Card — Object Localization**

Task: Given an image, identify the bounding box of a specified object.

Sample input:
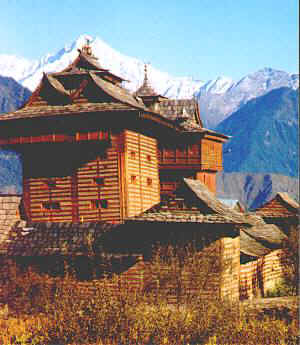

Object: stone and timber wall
[240,249,285,300]
[0,195,22,246]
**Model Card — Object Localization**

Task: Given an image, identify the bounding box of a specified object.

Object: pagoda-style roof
[135,64,159,98]
[0,46,183,135]
[133,66,228,138]
[0,69,146,122]
[61,42,126,84]
[254,193,299,218]
[0,43,229,143]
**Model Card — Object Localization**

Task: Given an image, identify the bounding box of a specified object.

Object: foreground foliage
[0,244,298,344]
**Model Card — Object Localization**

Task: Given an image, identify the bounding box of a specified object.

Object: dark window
[94,177,104,186]
[147,177,152,186]
[147,154,152,162]
[46,179,56,189]
[131,175,137,184]
[130,151,136,159]
[91,199,108,209]
[42,201,60,210]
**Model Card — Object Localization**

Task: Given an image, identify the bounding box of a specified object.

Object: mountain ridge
[216,87,299,177]
[0,34,298,128]
[0,75,31,114]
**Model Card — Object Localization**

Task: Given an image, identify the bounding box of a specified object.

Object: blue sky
[0,0,298,81]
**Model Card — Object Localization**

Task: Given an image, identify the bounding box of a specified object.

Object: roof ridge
[89,72,145,110]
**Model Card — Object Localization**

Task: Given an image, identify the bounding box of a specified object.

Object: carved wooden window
[45,179,56,189]
[163,147,175,162]
[131,175,137,184]
[188,144,199,157]
[42,201,60,210]
[130,151,136,159]
[93,177,105,186]
[176,146,187,162]
[91,199,108,209]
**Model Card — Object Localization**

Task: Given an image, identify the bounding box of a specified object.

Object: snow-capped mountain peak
[202,76,234,94]
[0,34,298,128]
[0,34,205,99]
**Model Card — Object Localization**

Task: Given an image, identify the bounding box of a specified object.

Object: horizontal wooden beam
[0,131,110,145]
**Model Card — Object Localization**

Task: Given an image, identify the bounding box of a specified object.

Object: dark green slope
[216,87,299,177]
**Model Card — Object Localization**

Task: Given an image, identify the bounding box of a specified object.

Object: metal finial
[82,38,92,55]
[144,63,148,82]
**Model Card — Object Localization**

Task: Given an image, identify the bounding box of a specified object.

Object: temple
[0,41,228,223]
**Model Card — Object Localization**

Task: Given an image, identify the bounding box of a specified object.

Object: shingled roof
[127,178,288,257]
[1,221,120,256]
[0,102,139,121]
[158,99,202,126]
[127,178,263,226]
[240,224,287,257]
[89,72,145,109]
[254,193,299,218]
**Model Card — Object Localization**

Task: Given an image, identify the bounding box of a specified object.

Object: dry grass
[0,244,298,344]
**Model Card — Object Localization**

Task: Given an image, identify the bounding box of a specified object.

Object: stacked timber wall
[123,130,160,217]
[240,249,285,300]
[76,133,121,223]
[23,134,121,223]
[200,138,222,171]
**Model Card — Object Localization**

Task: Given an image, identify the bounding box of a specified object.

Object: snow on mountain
[0,34,298,128]
[0,34,204,99]
[197,67,299,128]
[0,54,36,82]
[201,76,234,95]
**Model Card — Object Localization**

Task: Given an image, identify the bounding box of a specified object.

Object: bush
[0,244,298,344]
[265,279,296,298]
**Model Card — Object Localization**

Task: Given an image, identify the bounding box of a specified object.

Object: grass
[0,243,298,344]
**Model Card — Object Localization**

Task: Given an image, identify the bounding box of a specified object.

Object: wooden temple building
[0,43,294,300]
[0,42,228,224]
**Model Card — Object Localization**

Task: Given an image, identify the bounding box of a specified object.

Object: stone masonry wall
[0,195,22,247]
[220,236,240,301]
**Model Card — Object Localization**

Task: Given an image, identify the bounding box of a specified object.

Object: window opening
[131,175,137,184]
[91,199,108,209]
[45,179,56,189]
[42,201,60,210]
[94,177,104,186]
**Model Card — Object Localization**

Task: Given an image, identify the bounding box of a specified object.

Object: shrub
[265,279,296,298]
[281,225,299,295]
[0,243,298,344]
